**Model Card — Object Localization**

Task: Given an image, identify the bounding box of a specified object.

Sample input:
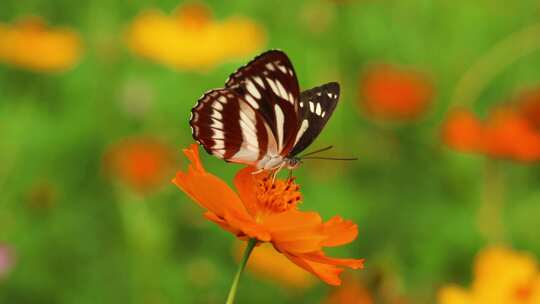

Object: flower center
[255,176,302,214]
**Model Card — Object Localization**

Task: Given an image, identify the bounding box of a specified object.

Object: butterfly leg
[287,169,293,181]
[270,162,287,184]
[251,168,265,175]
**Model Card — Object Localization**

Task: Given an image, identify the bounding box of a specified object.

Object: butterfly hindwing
[225,50,301,155]
[288,82,340,157]
[190,88,278,165]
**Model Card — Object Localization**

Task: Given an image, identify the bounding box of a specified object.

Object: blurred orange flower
[438,246,540,304]
[442,89,540,162]
[127,3,266,71]
[104,137,175,193]
[442,109,483,153]
[234,241,316,289]
[517,88,540,127]
[173,144,364,286]
[0,17,82,72]
[323,275,373,304]
[359,64,434,120]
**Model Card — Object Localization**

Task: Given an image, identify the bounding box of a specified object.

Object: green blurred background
[2,0,540,303]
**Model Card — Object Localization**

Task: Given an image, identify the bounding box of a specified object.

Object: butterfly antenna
[299,145,334,158]
[302,156,358,161]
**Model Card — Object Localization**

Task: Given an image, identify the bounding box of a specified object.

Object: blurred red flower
[359,64,434,120]
[104,137,175,193]
[442,88,540,162]
[173,144,364,286]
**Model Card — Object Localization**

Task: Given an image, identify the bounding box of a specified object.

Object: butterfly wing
[288,82,340,157]
[190,88,279,166]
[225,50,301,155]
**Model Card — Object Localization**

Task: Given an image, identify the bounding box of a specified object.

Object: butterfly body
[190,50,340,171]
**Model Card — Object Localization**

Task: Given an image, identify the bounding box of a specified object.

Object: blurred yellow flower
[0,17,82,72]
[126,3,266,71]
[234,241,316,289]
[438,246,540,304]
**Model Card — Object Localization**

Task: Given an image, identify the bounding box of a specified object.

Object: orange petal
[271,222,327,253]
[263,209,322,232]
[204,211,242,236]
[322,216,358,247]
[301,251,365,269]
[283,251,364,286]
[172,144,249,218]
[284,252,345,286]
[233,166,260,216]
[273,236,327,253]
[225,212,271,241]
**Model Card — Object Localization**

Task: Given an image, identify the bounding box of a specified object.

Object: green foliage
[1,1,540,303]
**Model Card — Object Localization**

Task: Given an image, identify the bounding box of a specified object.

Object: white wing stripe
[212,102,223,111]
[275,80,290,102]
[213,139,225,149]
[244,94,259,109]
[274,104,285,151]
[253,76,264,87]
[246,80,261,99]
[315,103,322,115]
[212,129,225,139]
[266,78,280,97]
[294,119,309,145]
[211,118,223,129]
[211,109,222,120]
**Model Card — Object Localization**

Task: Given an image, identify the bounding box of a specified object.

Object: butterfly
[190,50,340,171]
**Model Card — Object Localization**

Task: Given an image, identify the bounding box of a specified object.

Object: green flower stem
[478,160,506,243]
[225,238,257,304]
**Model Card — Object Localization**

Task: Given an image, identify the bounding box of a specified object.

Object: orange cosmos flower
[442,92,540,162]
[360,64,434,120]
[0,16,82,72]
[104,137,175,193]
[126,3,266,71]
[173,144,364,286]
[234,241,316,289]
[438,246,540,304]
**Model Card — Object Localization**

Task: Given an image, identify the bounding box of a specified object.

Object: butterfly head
[284,157,302,170]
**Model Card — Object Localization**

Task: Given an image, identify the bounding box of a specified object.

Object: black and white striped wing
[190,89,278,166]
[288,82,340,157]
[225,50,301,155]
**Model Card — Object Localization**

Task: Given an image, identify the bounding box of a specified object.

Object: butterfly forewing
[225,50,301,155]
[288,82,340,157]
